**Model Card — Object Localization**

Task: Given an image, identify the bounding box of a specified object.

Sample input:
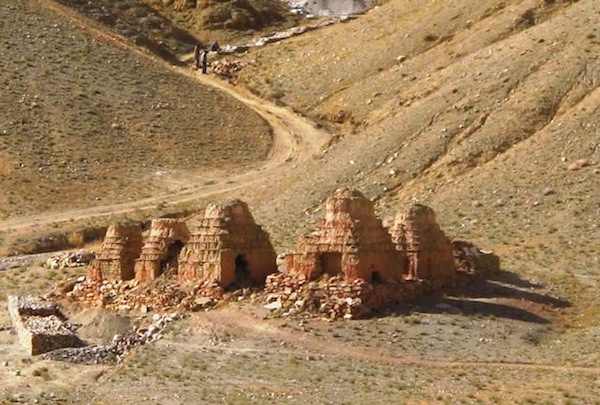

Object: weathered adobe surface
[134,218,190,283]
[89,224,144,282]
[178,200,277,288]
[90,200,277,289]
[284,188,404,284]
[87,189,499,316]
[389,203,456,289]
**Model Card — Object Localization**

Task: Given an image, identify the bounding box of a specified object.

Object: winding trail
[0,0,329,235]
[179,307,600,375]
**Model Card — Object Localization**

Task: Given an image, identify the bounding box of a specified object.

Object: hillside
[0,0,599,403]
[233,0,599,277]
[0,0,272,221]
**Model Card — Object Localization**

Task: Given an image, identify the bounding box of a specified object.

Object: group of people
[194,41,220,74]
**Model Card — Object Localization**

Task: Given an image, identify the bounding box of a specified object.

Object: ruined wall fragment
[452,240,500,277]
[287,188,404,283]
[89,224,143,281]
[178,200,277,288]
[8,296,81,355]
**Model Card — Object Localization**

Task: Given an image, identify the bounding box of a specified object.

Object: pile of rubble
[263,273,368,320]
[45,250,95,270]
[43,313,183,364]
[212,58,245,77]
[60,277,224,313]
[452,240,501,278]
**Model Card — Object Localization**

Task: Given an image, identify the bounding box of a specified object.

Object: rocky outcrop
[390,204,456,289]
[8,296,82,355]
[178,200,277,288]
[134,218,190,283]
[89,224,143,281]
[284,188,404,283]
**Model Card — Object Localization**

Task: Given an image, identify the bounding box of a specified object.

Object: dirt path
[193,307,600,375]
[0,0,329,235]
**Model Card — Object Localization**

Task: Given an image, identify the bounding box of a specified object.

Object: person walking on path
[200,49,208,74]
[194,42,202,70]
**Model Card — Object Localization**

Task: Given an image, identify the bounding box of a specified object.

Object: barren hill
[234,0,599,279]
[0,0,271,220]
[1,0,600,403]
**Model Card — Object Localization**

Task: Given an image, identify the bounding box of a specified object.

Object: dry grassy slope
[0,0,271,219]
[237,0,598,278]
[143,0,299,44]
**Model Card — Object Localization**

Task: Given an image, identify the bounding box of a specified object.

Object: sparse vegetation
[1,0,599,403]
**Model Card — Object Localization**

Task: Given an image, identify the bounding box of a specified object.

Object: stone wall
[286,188,404,283]
[89,224,143,281]
[134,218,190,283]
[264,273,430,319]
[178,200,277,288]
[7,295,82,355]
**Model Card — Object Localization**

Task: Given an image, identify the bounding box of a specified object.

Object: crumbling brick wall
[89,224,143,281]
[452,239,501,277]
[286,188,404,283]
[179,200,277,288]
[135,218,190,283]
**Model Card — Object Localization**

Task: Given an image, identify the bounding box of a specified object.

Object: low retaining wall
[7,295,82,355]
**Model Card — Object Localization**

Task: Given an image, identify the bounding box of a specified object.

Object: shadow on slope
[374,269,570,324]
[53,0,200,63]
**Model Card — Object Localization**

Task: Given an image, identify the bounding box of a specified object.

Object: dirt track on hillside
[0,0,329,236]
[191,307,600,375]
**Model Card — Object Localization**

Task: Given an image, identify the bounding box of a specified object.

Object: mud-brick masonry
[135,218,190,283]
[89,200,277,288]
[7,295,81,355]
[389,204,456,289]
[178,200,277,288]
[283,188,404,283]
[89,224,143,281]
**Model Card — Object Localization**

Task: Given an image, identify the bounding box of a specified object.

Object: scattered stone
[43,312,183,364]
[568,159,591,171]
[263,300,282,310]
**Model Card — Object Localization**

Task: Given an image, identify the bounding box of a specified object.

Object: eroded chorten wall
[178,200,277,288]
[134,218,190,283]
[89,224,143,281]
[390,204,455,288]
[287,188,404,283]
